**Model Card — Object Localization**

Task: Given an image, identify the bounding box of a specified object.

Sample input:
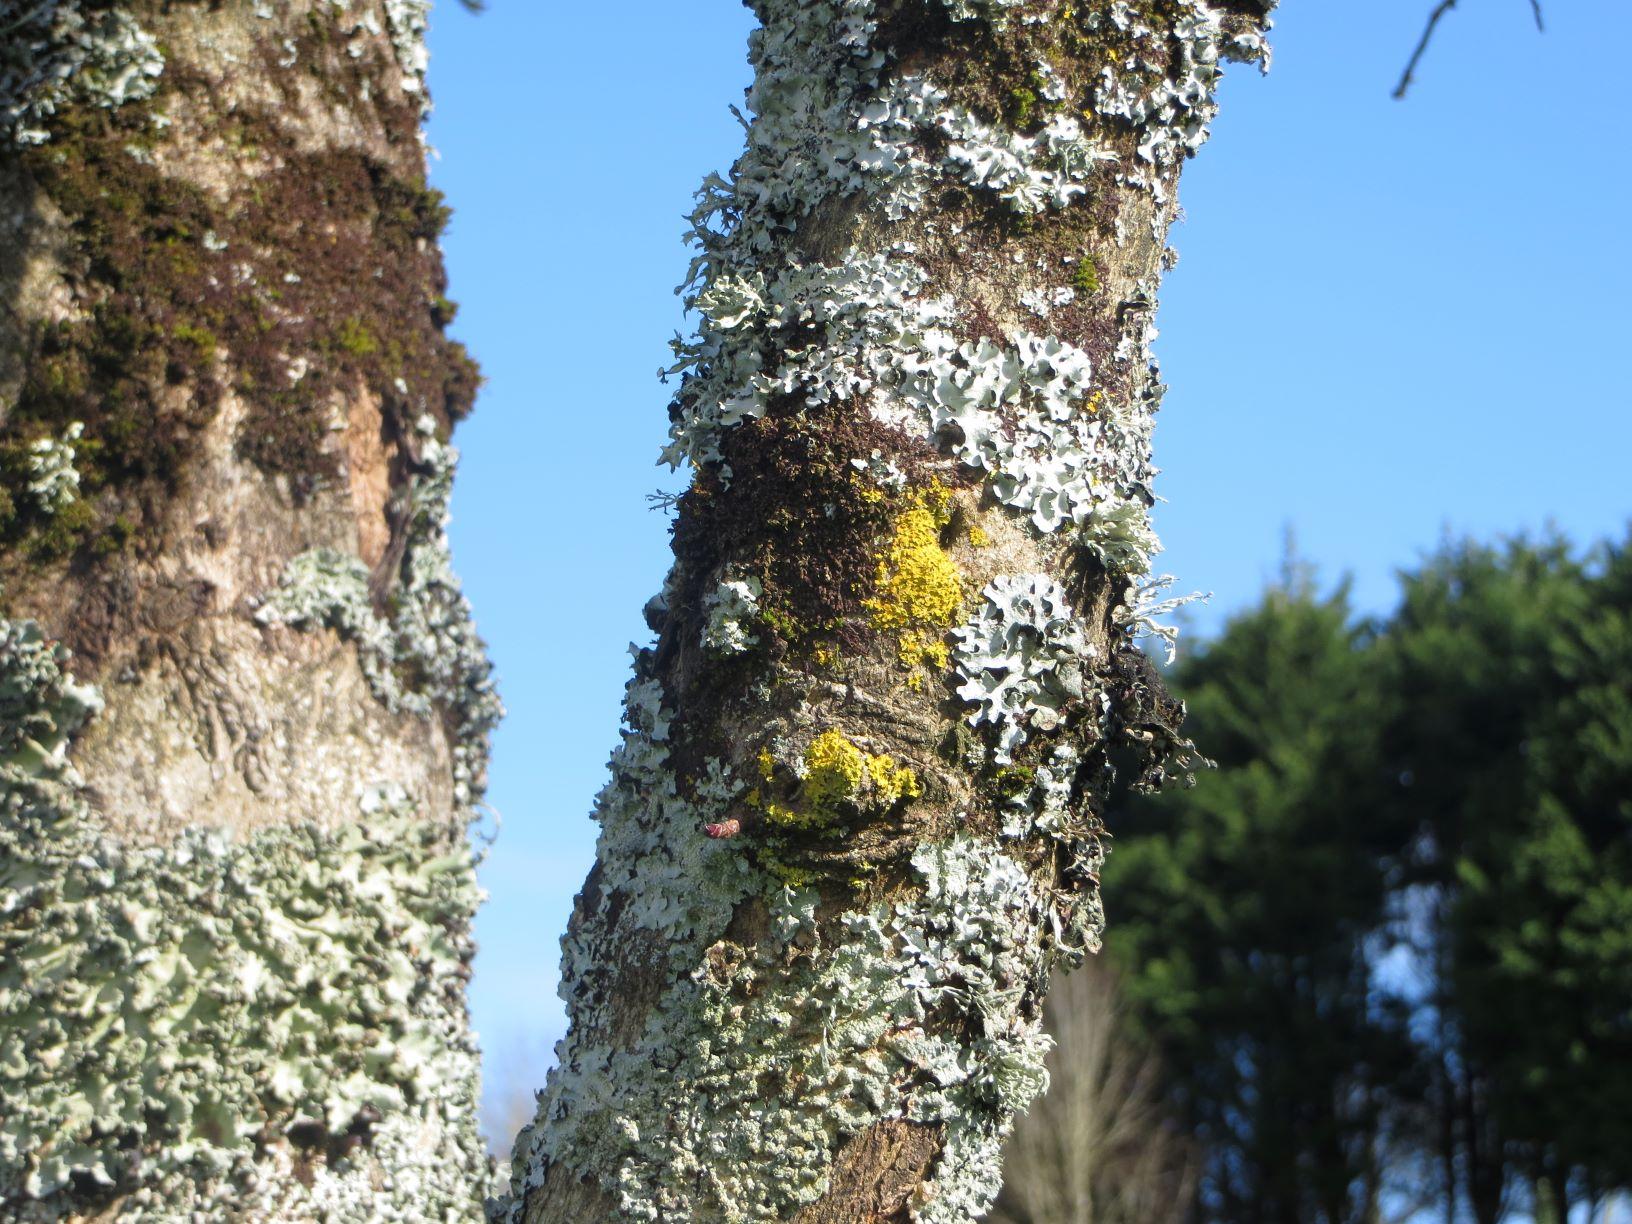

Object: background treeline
[996,533,1632,1224]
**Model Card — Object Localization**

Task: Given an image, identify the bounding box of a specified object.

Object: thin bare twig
[1394,0,1459,99]
[1395,0,1546,99]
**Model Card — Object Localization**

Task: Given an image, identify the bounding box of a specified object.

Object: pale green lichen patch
[258,416,501,812]
[0,616,100,783]
[500,829,1052,1223]
[21,423,85,515]
[0,2,163,146]
[701,574,763,655]
[954,573,1094,765]
[0,614,488,1219]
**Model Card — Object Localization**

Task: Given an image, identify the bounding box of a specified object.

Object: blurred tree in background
[1370,538,1632,1223]
[989,960,1199,1224]
[1000,533,1632,1224]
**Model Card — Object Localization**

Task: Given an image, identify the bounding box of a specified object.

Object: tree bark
[496,2,1274,1221]
[0,1,496,1219]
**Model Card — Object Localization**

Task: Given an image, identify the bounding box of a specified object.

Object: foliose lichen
[499,0,1271,1214]
[651,0,1266,580]
[259,415,502,813]
[502,791,1050,1222]
[954,574,1093,765]
[21,423,84,515]
[0,1,162,147]
[0,615,487,1219]
[700,574,764,656]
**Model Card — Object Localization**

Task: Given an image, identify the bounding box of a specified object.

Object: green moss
[671,400,909,661]
[991,764,1037,803]
[336,315,380,356]
[5,47,482,567]
[1008,84,1037,127]
[170,321,218,364]
[28,500,95,560]
[1072,253,1101,295]
[90,515,136,557]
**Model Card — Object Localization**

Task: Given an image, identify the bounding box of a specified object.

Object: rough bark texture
[0,2,497,1219]
[498,1,1274,1221]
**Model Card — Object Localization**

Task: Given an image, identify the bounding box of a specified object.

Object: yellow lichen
[865,483,962,673]
[864,753,922,807]
[762,799,808,828]
[804,729,865,811]
[751,731,922,831]
[759,850,818,888]
[967,524,991,549]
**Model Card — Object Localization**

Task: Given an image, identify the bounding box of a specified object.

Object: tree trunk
[496,2,1274,1220]
[0,2,497,1219]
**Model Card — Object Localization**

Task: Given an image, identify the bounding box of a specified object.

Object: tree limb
[1395,1,1546,99]
[1394,0,1459,100]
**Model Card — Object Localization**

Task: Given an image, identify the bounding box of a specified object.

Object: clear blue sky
[420,0,1632,1119]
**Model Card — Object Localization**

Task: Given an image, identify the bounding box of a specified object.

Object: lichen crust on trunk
[497,1,1274,1222]
[1,2,498,1219]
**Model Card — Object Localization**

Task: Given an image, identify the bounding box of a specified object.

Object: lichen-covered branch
[0,2,496,1218]
[497,2,1273,1221]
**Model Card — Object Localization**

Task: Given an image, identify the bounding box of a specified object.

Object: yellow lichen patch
[753,731,923,831]
[865,483,963,674]
[762,799,809,829]
[803,729,866,811]
[759,850,818,888]
[864,753,922,807]
[967,524,991,549]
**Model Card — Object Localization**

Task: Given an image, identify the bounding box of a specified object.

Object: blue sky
[420,0,1631,1121]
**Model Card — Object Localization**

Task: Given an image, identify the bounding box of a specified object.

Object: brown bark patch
[793,1119,945,1224]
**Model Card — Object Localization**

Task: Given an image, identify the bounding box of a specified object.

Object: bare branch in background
[989,961,1198,1224]
[1394,0,1460,99]
[1396,0,1547,98]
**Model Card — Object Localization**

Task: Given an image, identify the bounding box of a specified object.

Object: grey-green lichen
[497,663,1052,1220]
[0,615,488,1219]
[700,574,763,655]
[0,615,100,788]
[658,0,1241,577]
[0,1,162,146]
[498,0,1273,1215]
[21,423,84,515]
[259,415,502,814]
[953,574,1093,766]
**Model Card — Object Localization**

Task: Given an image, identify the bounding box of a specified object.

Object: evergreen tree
[1373,537,1632,1222]
[1106,567,1413,1224]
